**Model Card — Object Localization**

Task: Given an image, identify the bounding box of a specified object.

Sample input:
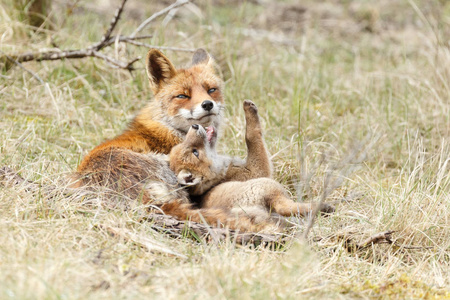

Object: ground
[0,0,449,299]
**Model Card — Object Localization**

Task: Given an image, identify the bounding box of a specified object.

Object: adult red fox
[73,49,273,232]
[169,100,335,223]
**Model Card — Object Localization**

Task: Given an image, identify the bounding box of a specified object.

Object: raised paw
[243,99,258,114]
[243,99,261,130]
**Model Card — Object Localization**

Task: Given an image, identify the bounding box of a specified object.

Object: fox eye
[192,149,199,158]
[207,88,217,94]
[176,94,189,99]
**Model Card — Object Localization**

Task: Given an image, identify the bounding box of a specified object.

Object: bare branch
[1,0,191,72]
[92,51,138,71]
[89,35,154,51]
[131,0,190,37]
[89,0,128,51]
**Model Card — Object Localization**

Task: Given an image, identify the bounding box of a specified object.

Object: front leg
[225,100,272,181]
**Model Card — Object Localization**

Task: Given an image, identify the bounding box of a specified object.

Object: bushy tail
[159,201,271,233]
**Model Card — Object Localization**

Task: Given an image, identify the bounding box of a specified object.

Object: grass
[1,0,449,298]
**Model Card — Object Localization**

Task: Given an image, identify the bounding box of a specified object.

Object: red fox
[169,100,335,222]
[73,49,273,232]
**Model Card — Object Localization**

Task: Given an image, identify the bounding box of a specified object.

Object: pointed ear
[191,48,211,66]
[146,49,177,94]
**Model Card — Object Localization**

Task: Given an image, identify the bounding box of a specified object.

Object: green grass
[1,0,449,298]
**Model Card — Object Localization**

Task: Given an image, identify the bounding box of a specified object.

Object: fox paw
[319,203,335,214]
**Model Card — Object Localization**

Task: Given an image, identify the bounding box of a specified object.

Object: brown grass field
[0,0,449,298]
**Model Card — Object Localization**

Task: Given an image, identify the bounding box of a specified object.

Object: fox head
[169,124,220,195]
[145,49,224,134]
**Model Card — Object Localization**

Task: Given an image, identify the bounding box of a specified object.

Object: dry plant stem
[302,135,375,240]
[131,0,190,37]
[0,166,287,247]
[302,175,332,240]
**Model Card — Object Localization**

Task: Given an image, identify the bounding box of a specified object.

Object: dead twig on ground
[314,230,434,252]
[358,230,395,249]
[1,0,193,72]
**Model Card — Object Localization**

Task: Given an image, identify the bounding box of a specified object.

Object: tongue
[206,126,215,143]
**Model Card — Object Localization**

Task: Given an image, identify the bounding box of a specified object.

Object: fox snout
[201,100,214,111]
[190,124,207,139]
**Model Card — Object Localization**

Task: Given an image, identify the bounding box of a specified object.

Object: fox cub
[170,100,335,221]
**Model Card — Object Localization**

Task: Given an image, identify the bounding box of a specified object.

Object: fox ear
[192,48,211,66]
[146,49,177,94]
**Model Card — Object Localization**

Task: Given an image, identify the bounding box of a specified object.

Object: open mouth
[190,124,217,148]
[206,126,217,146]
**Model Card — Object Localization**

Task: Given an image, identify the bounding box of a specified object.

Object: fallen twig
[314,230,434,252]
[358,230,395,249]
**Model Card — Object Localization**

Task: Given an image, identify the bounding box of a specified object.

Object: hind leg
[227,177,335,217]
[203,178,335,217]
[270,194,335,217]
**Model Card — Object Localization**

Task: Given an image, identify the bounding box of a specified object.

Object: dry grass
[1,0,449,298]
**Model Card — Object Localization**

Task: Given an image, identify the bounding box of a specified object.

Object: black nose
[192,124,199,130]
[184,174,194,184]
[201,100,214,111]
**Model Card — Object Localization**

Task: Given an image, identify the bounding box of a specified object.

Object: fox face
[170,124,216,184]
[146,49,224,134]
[169,124,227,195]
